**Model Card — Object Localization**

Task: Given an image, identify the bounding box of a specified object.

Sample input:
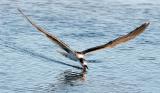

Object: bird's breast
[76,53,84,59]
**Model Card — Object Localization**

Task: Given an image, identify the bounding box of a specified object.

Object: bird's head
[79,58,88,70]
[83,61,88,70]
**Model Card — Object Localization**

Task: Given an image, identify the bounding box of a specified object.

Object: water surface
[0,0,160,93]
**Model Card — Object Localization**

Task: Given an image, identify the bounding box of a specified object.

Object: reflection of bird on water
[18,8,150,72]
[41,70,86,92]
[32,70,86,92]
[59,70,87,83]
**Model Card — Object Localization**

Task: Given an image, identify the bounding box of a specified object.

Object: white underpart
[59,52,87,66]
[77,54,84,58]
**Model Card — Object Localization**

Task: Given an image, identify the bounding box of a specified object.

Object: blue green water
[0,0,160,93]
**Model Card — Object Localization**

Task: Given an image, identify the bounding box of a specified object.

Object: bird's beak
[84,65,89,69]
[82,65,88,72]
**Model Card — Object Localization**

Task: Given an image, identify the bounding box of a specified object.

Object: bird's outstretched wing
[81,22,150,54]
[18,8,74,53]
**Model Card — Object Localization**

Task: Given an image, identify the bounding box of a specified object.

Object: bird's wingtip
[144,21,150,25]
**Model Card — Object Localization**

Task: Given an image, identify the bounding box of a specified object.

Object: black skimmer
[18,9,150,72]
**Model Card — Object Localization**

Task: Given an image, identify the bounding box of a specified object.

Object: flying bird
[18,8,150,72]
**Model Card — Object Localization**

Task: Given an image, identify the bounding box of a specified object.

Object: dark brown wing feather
[81,22,150,54]
[18,8,74,53]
